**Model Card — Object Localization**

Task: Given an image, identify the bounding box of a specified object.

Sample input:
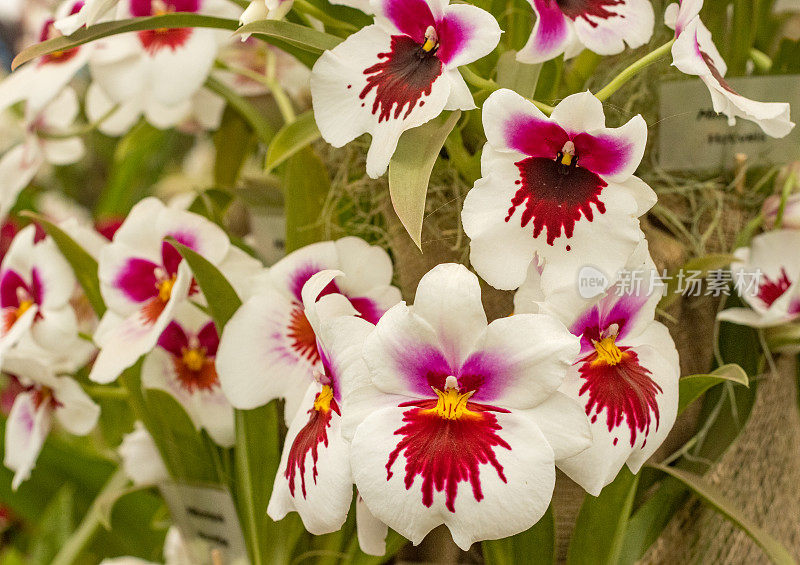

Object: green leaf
[496,51,542,98]
[206,77,275,146]
[214,106,256,189]
[236,20,342,54]
[678,364,749,415]
[567,468,639,565]
[482,506,554,565]
[13,14,239,69]
[387,111,461,250]
[265,111,321,173]
[653,465,796,565]
[166,239,242,330]
[282,148,331,253]
[21,212,106,316]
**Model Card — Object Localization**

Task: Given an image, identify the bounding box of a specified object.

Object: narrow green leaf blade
[567,468,640,565]
[653,465,797,565]
[678,364,749,414]
[167,239,242,330]
[13,14,239,69]
[283,147,330,253]
[214,106,256,189]
[387,111,461,250]
[265,111,321,173]
[236,20,342,54]
[482,506,554,565]
[207,77,275,146]
[22,212,106,316]
[496,50,542,98]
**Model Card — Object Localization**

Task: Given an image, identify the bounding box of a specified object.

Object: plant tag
[159,482,248,565]
[658,74,800,171]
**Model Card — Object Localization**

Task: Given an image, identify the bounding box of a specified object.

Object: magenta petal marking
[158,321,189,356]
[130,0,199,16]
[0,271,27,309]
[380,0,435,43]
[435,13,473,66]
[393,344,453,396]
[557,0,625,25]
[197,321,220,356]
[532,0,571,51]
[570,292,648,354]
[349,297,384,325]
[572,131,634,177]
[116,258,159,303]
[458,350,512,402]
[289,263,331,303]
[30,268,44,305]
[505,113,569,158]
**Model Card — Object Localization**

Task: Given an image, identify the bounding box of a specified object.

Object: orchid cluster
[0,0,797,562]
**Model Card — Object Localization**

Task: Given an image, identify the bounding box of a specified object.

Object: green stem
[214,61,297,124]
[206,75,275,144]
[51,469,129,565]
[85,385,129,400]
[293,0,357,32]
[594,39,675,101]
[459,66,554,115]
[38,104,120,140]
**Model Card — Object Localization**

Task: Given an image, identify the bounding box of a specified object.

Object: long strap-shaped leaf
[13,14,239,69]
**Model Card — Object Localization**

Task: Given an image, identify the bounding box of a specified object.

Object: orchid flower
[142,303,234,446]
[310,0,502,178]
[666,0,794,138]
[515,243,680,495]
[763,192,800,230]
[0,1,91,113]
[119,421,169,486]
[86,0,239,133]
[517,0,654,64]
[0,224,79,357]
[216,236,401,420]
[718,230,800,328]
[341,263,589,549]
[3,356,99,490]
[90,197,261,384]
[0,88,85,221]
[462,89,655,291]
[267,270,387,556]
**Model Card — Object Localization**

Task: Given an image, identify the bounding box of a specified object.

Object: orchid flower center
[30,385,60,410]
[427,376,475,420]
[152,0,173,14]
[420,25,439,56]
[155,272,176,303]
[15,287,35,319]
[181,346,206,372]
[313,385,335,413]
[557,140,577,169]
[591,323,623,366]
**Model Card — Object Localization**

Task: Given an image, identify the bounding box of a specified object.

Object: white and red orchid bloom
[310,0,501,178]
[0,224,79,357]
[142,303,234,446]
[342,263,589,549]
[517,0,654,64]
[718,230,800,328]
[119,421,169,486]
[90,197,260,384]
[666,0,794,138]
[216,236,401,419]
[55,0,119,35]
[3,356,100,490]
[0,1,92,113]
[267,269,387,550]
[763,192,800,230]
[86,0,237,133]
[0,88,85,221]
[515,243,680,495]
[462,89,654,291]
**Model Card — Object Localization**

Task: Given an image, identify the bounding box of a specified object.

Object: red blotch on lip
[758,267,792,308]
[285,395,340,498]
[287,306,320,364]
[386,399,510,512]
[138,27,193,54]
[507,156,607,245]
[360,35,442,123]
[557,0,625,26]
[578,348,661,447]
